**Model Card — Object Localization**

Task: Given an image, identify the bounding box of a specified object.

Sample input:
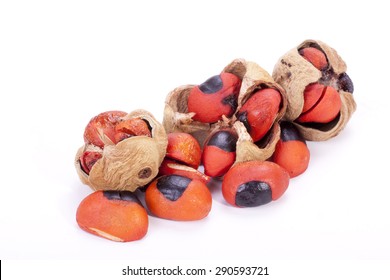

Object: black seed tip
[280,121,306,143]
[199,75,223,94]
[235,181,272,207]
[206,130,238,152]
[222,94,238,112]
[338,72,354,93]
[156,175,192,201]
[236,111,251,133]
[103,190,141,205]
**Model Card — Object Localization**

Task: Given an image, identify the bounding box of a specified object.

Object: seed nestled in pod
[163,59,287,164]
[272,40,356,141]
[236,88,282,142]
[76,190,148,242]
[84,110,127,148]
[222,161,289,207]
[202,129,238,177]
[272,121,310,178]
[187,73,241,123]
[75,109,168,192]
[145,175,212,221]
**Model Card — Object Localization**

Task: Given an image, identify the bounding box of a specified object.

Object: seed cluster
[75,39,356,242]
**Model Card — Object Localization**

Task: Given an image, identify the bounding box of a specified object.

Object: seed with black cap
[272,121,310,178]
[187,72,241,123]
[235,88,281,142]
[222,161,289,207]
[202,129,238,177]
[76,190,148,242]
[145,175,212,221]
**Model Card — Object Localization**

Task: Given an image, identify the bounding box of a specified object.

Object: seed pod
[75,109,168,192]
[202,129,238,177]
[145,175,212,221]
[272,121,310,178]
[222,161,289,207]
[272,40,356,141]
[163,58,287,162]
[76,190,148,242]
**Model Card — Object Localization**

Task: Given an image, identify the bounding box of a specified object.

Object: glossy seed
[297,84,341,123]
[222,161,289,207]
[145,175,212,221]
[273,121,310,178]
[236,88,281,142]
[187,72,241,123]
[76,191,148,242]
[202,130,237,177]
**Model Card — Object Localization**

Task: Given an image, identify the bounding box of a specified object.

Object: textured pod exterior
[145,175,212,221]
[272,40,356,141]
[76,191,148,242]
[75,109,168,192]
[222,161,289,207]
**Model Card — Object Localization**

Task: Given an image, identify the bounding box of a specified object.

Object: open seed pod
[163,59,287,163]
[272,39,356,141]
[225,59,286,163]
[75,109,168,192]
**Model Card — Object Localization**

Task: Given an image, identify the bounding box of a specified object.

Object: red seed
[165,132,201,169]
[145,175,212,221]
[84,111,127,148]
[80,151,102,175]
[299,47,328,70]
[114,118,151,143]
[297,85,341,123]
[236,88,281,142]
[222,161,289,207]
[187,72,241,123]
[76,191,148,242]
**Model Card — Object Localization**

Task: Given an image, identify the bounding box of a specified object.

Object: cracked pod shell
[272,40,356,141]
[75,109,168,192]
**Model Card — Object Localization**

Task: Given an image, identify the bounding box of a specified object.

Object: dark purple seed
[235,181,272,207]
[156,175,191,201]
[280,121,306,143]
[206,130,238,152]
[338,73,354,93]
[199,75,223,94]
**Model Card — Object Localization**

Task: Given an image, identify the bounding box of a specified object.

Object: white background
[1,0,389,276]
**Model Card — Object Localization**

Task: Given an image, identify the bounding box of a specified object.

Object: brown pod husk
[75,109,168,192]
[163,58,287,160]
[272,39,357,141]
[234,121,281,164]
